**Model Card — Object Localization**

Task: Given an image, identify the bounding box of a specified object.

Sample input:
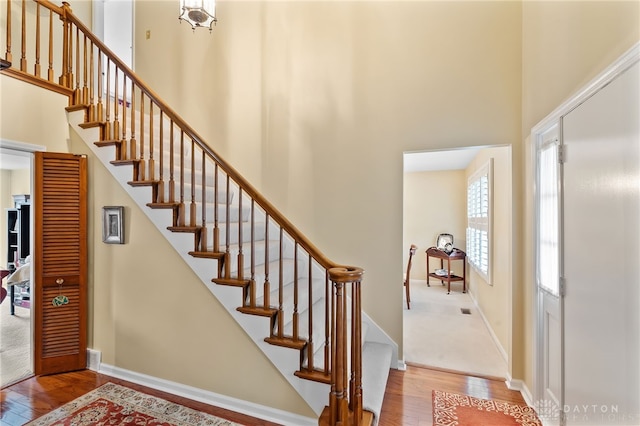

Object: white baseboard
[396,359,407,371]
[86,349,316,426]
[506,374,534,407]
[87,348,101,371]
[467,291,508,362]
[468,295,536,410]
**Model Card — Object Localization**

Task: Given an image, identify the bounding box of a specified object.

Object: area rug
[26,382,243,425]
[432,390,542,426]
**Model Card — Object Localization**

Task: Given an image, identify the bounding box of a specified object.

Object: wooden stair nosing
[294,369,331,385]
[167,226,201,233]
[128,180,159,187]
[79,121,105,129]
[95,140,123,148]
[66,104,88,113]
[264,335,307,350]
[236,306,278,317]
[213,277,251,287]
[188,251,225,260]
[147,202,180,209]
[111,159,140,166]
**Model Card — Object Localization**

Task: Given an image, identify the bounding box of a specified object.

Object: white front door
[534,123,563,425]
[562,60,639,425]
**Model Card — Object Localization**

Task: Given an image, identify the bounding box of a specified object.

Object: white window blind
[466,159,492,283]
[537,142,559,295]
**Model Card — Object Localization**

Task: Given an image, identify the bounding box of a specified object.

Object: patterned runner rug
[26,382,243,426]
[432,390,542,426]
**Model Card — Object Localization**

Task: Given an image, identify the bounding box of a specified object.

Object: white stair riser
[160,186,233,204]
[196,204,250,223]
[255,276,326,317]
[211,222,266,246]
[241,259,310,294]
[292,300,328,356]
[223,240,282,271]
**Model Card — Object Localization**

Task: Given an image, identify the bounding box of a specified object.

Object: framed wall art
[102,206,124,244]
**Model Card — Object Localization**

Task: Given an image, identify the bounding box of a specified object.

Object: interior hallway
[403,278,508,379]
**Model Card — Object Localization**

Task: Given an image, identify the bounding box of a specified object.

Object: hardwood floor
[1,366,528,425]
[0,370,280,426]
[379,364,528,425]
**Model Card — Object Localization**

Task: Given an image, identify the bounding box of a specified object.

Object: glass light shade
[179,0,216,30]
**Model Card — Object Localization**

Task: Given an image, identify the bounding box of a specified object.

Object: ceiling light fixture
[179,0,216,31]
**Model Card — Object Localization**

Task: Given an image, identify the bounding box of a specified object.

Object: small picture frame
[102,206,124,244]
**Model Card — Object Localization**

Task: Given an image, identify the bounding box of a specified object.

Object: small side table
[426,247,466,294]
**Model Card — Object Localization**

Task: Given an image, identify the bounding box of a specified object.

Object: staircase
[1,1,397,424]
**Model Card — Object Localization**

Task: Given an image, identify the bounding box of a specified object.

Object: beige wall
[403,169,466,280]
[465,145,512,355]
[10,169,31,195]
[0,77,69,152]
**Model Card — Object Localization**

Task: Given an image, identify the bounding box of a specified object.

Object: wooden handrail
[1,2,366,424]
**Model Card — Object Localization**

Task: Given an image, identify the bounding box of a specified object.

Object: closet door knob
[56,278,64,285]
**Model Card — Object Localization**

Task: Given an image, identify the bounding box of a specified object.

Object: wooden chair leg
[405,280,410,309]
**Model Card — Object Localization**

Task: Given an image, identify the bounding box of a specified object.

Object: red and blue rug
[26,382,242,426]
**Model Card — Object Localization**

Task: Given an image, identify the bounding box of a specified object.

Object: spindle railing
[1,1,367,424]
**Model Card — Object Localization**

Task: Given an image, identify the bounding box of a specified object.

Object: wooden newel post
[59,2,72,88]
[319,266,364,426]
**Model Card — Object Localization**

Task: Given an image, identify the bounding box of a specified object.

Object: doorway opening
[402,145,510,379]
[0,142,39,387]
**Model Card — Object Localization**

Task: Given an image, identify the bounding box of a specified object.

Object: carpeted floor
[0,287,32,388]
[26,382,241,425]
[403,278,507,379]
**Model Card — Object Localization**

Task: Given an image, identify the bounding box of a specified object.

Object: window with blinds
[466,159,492,283]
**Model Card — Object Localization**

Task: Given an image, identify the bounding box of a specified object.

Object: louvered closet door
[34,152,88,375]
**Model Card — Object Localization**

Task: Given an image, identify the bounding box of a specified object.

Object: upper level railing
[1,1,366,424]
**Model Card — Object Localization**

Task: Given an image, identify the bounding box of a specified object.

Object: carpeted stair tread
[362,341,393,426]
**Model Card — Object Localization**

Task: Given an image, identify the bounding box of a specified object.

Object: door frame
[530,41,640,425]
[532,121,563,425]
[0,139,46,382]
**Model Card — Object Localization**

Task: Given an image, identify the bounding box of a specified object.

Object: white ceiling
[404,147,482,173]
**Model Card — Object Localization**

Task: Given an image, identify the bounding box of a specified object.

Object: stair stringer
[67,109,399,420]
